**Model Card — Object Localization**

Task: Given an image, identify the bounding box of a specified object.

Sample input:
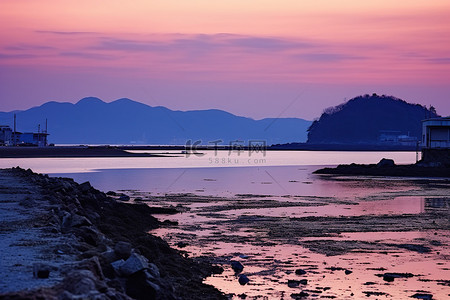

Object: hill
[307,94,439,145]
[0,97,311,145]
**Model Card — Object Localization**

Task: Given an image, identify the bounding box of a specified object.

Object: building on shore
[421,117,450,165]
[0,125,13,146]
[0,125,49,147]
[378,130,418,146]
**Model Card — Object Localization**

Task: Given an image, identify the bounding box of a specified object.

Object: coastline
[314,162,450,178]
[0,145,419,158]
[0,146,176,158]
[0,167,225,299]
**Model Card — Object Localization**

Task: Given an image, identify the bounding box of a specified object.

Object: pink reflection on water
[223,196,425,218]
[197,236,450,299]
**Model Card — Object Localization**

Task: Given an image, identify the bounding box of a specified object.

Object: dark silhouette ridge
[0,97,311,145]
[307,94,439,144]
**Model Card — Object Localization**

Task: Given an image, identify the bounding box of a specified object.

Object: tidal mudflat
[122,176,450,299]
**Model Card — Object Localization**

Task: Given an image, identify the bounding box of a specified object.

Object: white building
[422,117,450,149]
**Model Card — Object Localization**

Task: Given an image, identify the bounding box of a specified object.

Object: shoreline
[0,146,175,158]
[0,145,419,158]
[314,161,450,178]
[0,167,225,299]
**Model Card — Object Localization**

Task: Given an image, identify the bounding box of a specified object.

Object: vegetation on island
[307,94,439,144]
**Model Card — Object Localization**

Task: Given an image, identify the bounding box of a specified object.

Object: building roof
[422,116,450,122]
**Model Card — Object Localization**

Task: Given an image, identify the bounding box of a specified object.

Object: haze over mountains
[0,97,311,145]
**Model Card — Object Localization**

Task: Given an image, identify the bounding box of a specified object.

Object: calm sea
[0,150,418,196]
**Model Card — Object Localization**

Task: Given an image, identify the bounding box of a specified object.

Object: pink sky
[0,0,449,119]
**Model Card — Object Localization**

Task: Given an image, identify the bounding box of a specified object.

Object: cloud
[426,57,450,64]
[93,33,317,54]
[295,53,366,62]
[4,44,55,51]
[0,53,37,59]
[60,51,119,60]
[225,36,314,51]
[35,30,99,35]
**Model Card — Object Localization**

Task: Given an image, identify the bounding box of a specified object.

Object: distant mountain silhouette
[0,97,311,145]
[307,94,439,144]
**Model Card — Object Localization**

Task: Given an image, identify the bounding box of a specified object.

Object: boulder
[231,261,244,273]
[238,274,250,285]
[119,253,149,277]
[114,241,132,259]
[79,181,93,193]
[62,270,97,295]
[77,256,105,280]
[70,214,92,228]
[147,263,160,279]
[111,259,125,275]
[377,158,395,168]
[126,270,158,300]
[295,269,307,275]
[118,194,130,201]
[288,280,300,288]
[291,291,309,299]
[101,250,118,264]
[411,293,433,300]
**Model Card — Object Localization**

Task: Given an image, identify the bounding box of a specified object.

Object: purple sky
[1,1,449,120]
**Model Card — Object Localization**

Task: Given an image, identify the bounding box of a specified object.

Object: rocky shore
[314,158,450,178]
[0,167,225,299]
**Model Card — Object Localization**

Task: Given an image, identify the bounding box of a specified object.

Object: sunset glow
[1,0,449,118]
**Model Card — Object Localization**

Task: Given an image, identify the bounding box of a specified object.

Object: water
[1,151,448,299]
[0,150,418,196]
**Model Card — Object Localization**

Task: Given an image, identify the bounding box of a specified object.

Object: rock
[239,254,250,259]
[126,270,157,300]
[111,259,125,275]
[79,181,92,193]
[411,293,433,300]
[70,214,92,227]
[118,194,130,201]
[62,270,97,295]
[299,279,307,285]
[288,280,300,288]
[382,272,414,282]
[77,256,105,280]
[77,226,101,246]
[106,191,117,196]
[147,263,160,279]
[295,269,307,275]
[291,291,309,299]
[114,241,132,259]
[345,269,353,275]
[101,250,118,264]
[377,158,395,168]
[33,263,51,279]
[238,274,250,285]
[382,273,396,282]
[119,253,149,277]
[176,241,188,248]
[61,212,72,230]
[231,261,244,273]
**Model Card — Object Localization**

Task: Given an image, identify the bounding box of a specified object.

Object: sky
[0,0,449,120]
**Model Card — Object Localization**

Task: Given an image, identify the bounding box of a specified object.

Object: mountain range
[0,97,311,145]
